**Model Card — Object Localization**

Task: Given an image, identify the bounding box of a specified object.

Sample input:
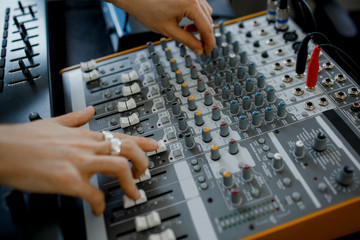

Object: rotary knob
[336,165,354,186]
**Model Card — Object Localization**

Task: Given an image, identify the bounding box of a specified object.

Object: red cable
[306,45,322,89]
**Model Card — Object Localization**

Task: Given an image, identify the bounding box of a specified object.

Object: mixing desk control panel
[61,11,360,240]
[0,0,51,123]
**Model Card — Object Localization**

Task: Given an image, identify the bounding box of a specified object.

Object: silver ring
[110,138,122,155]
[101,131,114,141]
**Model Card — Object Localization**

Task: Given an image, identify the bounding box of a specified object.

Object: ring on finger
[110,138,122,155]
[101,131,114,141]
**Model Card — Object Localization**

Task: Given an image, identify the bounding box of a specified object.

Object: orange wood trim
[242,196,360,240]
[59,11,267,74]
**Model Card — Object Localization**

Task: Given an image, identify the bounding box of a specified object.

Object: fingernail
[195,48,203,56]
[149,139,159,149]
[133,188,140,200]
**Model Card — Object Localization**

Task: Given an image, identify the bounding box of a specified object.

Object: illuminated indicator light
[211,145,218,150]
[223,171,231,177]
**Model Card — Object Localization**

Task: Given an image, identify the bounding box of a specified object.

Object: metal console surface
[61,11,360,240]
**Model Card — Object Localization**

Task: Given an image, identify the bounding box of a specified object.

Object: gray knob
[146,42,154,53]
[254,91,263,107]
[237,66,245,80]
[312,132,327,152]
[165,48,173,61]
[223,170,233,188]
[185,54,193,68]
[266,87,276,103]
[185,132,196,149]
[228,139,238,155]
[155,63,164,76]
[166,87,175,101]
[336,165,354,186]
[178,116,188,132]
[240,51,248,64]
[204,91,213,106]
[179,44,187,57]
[272,153,284,172]
[225,69,233,83]
[234,81,242,97]
[219,21,225,34]
[205,61,214,74]
[221,42,229,56]
[242,164,253,182]
[197,78,206,92]
[151,52,159,64]
[220,121,229,137]
[160,74,170,88]
[211,47,219,60]
[230,99,239,115]
[218,57,226,71]
[215,32,222,46]
[181,82,190,97]
[226,31,232,43]
[277,101,287,118]
[253,40,260,48]
[194,111,204,126]
[211,145,221,161]
[257,74,266,89]
[172,101,181,116]
[176,70,184,84]
[264,106,274,122]
[190,65,199,79]
[242,96,251,111]
[170,58,178,72]
[214,72,222,86]
[252,110,261,127]
[228,55,236,68]
[245,78,254,93]
[239,115,248,131]
[211,106,221,121]
[294,140,305,159]
[222,86,230,100]
[202,127,212,142]
[248,62,256,76]
[160,38,167,50]
[201,54,209,62]
[232,41,240,54]
[231,187,242,206]
[187,96,197,111]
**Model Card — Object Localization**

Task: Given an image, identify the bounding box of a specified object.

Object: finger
[79,182,106,216]
[112,133,159,152]
[118,138,149,179]
[199,0,213,23]
[166,24,204,56]
[53,106,95,128]
[185,5,215,55]
[86,156,140,200]
[184,24,198,33]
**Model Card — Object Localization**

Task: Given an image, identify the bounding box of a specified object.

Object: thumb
[53,106,95,127]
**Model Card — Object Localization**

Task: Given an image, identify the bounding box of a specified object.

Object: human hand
[108,0,215,55]
[0,106,159,216]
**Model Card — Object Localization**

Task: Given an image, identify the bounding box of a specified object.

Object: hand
[108,0,215,55]
[0,106,159,216]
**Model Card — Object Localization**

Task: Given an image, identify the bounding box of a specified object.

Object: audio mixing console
[0,0,51,123]
[61,11,360,240]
